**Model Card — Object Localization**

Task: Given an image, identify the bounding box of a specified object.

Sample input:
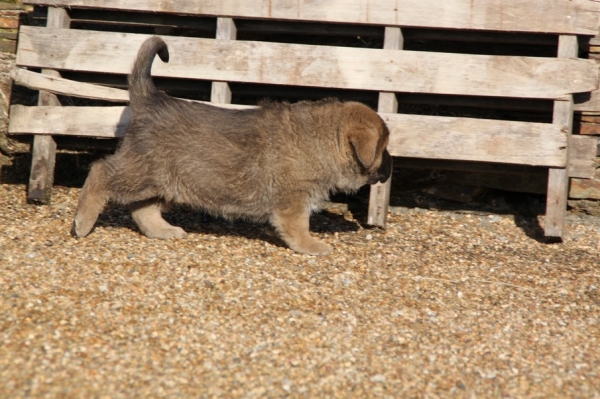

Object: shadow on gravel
[89,202,361,250]
[513,214,547,242]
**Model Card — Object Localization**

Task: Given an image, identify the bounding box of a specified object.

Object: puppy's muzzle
[368,150,393,185]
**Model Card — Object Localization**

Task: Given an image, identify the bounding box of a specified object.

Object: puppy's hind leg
[270,203,332,256]
[129,199,187,239]
[72,161,112,237]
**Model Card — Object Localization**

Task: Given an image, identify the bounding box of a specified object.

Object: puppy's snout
[376,150,392,183]
[366,150,392,185]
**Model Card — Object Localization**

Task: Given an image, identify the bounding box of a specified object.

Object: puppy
[72,36,392,255]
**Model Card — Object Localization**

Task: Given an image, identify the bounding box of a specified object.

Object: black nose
[376,150,392,183]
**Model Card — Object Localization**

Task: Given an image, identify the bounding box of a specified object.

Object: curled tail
[128,36,169,106]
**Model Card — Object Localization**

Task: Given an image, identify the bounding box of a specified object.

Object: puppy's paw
[72,216,95,238]
[292,238,332,256]
[144,226,188,240]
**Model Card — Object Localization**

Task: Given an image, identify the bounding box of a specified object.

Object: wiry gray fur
[72,36,392,255]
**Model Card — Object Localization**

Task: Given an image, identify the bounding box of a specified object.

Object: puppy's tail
[128,36,169,106]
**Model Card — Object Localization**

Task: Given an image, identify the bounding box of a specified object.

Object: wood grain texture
[368,27,402,229]
[383,114,567,167]
[23,0,600,34]
[545,36,578,238]
[211,18,236,104]
[9,106,132,138]
[16,27,600,99]
[8,105,568,168]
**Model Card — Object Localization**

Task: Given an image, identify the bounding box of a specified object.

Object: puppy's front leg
[129,199,187,239]
[271,203,332,255]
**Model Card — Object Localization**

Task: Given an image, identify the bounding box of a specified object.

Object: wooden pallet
[8,0,600,238]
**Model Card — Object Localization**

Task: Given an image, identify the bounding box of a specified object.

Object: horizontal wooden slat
[14,68,129,102]
[8,105,567,167]
[382,114,567,167]
[16,27,600,99]
[24,0,600,35]
[9,105,132,138]
[15,69,558,115]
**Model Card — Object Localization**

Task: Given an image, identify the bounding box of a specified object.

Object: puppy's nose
[376,150,392,183]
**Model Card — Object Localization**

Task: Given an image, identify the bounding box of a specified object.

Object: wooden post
[211,18,236,104]
[368,27,403,228]
[27,7,70,204]
[545,35,578,238]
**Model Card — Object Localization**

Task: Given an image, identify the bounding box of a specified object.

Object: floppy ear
[349,126,379,169]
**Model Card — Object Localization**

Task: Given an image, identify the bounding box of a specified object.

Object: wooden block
[23,0,600,35]
[579,115,600,123]
[368,27,401,228]
[578,122,600,135]
[16,27,599,99]
[569,135,598,178]
[570,166,600,199]
[27,7,70,204]
[0,13,19,29]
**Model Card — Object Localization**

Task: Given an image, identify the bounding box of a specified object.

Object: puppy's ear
[349,126,379,169]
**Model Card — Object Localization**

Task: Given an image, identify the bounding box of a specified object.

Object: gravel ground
[1,181,599,398]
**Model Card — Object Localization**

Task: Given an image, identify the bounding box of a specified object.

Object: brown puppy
[72,36,392,255]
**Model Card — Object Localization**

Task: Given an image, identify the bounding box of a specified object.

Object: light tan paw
[143,226,188,240]
[291,238,332,256]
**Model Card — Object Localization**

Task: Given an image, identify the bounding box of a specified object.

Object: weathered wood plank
[23,0,600,35]
[8,105,568,168]
[9,105,133,138]
[545,35,578,238]
[368,27,402,229]
[15,69,556,115]
[16,27,600,99]
[27,7,69,205]
[12,69,253,109]
[383,114,567,167]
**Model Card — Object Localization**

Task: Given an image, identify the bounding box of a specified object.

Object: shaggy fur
[72,36,392,255]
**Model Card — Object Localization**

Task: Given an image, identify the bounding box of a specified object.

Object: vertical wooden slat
[545,35,578,238]
[367,27,403,228]
[210,18,236,104]
[27,7,70,204]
